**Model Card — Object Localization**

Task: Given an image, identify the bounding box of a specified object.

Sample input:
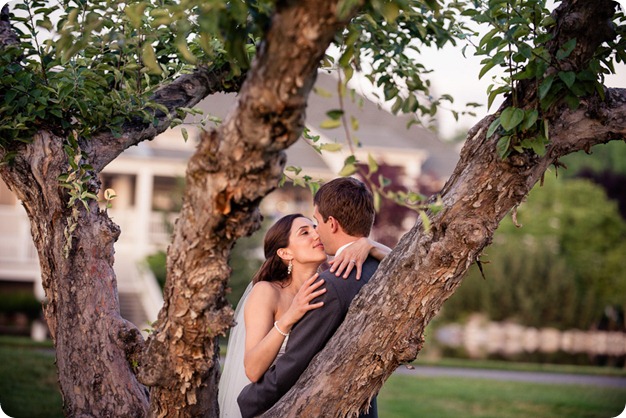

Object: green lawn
[1,336,625,418]
[379,374,626,418]
[0,339,63,418]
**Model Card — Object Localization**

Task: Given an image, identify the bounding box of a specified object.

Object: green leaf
[512,61,537,80]
[125,3,147,29]
[487,85,509,110]
[543,119,550,140]
[390,97,403,114]
[176,39,198,64]
[479,28,498,48]
[521,109,539,131]
[530,134,547,156]
[338,162,357,177]
[556,38,577,60]
[319,143,342,152]
[285,165,302,175]
[350,116,359,131]
[479,60,497,80]
[404,93,418,113]
[380,2,400,23]
[496,135,511,159]
[293,177,305,188]
[367,153,378,173]
[373,190,381,212]
[564,94,580,110]
[314,87,333,98]
[326,109,344,120]
[500,107,525,131]
[337,0,360,20]
[486,117,501,138]
[383,84,398,101]
[142,43,162,75]
[558,71,576,89]
[419,210,431,232]
[338,46,354,68]
[307,180,321,195]
[319,119,341,129]
[4,89,18,104]
[539,75,555,100]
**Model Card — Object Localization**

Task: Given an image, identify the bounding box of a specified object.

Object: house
[0,72,459,337]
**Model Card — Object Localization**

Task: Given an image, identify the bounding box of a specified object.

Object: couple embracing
[219,177,389,417]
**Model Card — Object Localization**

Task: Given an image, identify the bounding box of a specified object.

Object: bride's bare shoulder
[247,281,281,305]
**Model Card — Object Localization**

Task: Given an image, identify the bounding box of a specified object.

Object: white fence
[436,315,626,358]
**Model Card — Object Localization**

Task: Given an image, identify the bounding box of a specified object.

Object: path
[394,365,626,389]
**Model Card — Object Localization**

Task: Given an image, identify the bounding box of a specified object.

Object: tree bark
[263,1,626,415]
[139,0,361,416]
[0,131,150,416]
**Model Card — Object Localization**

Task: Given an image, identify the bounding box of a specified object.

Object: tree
[441,174,626,330]
[0,0,625,417]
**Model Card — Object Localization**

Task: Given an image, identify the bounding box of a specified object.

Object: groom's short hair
[313,177,374,237]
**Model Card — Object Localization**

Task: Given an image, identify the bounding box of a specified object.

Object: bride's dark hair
[252,213,304,284]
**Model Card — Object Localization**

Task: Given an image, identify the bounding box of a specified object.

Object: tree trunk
[139,0,361,416]
[0,131,149,417]
[263,0,626,413]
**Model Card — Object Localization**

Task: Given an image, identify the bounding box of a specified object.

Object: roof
[123,71,459,181]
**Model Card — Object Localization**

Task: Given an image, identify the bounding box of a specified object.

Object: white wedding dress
[219,283,252,418]
[218,283,288,418]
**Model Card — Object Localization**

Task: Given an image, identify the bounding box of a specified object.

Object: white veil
[218,282,253,418]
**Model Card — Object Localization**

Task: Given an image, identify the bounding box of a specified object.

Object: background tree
[563,141,626,218]
[441,173,626,330]
[0,1,625,417]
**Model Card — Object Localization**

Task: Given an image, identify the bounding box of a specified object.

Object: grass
[0,338,63,418]
[413,356,626,378]
[379,374,626,418]
[1,336,625,418]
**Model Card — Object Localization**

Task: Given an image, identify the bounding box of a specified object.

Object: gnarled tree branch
[264,1,626,416]
[141,0,364,416]
[86,65,244,172]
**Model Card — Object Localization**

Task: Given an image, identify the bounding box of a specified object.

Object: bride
[218,213,390,417]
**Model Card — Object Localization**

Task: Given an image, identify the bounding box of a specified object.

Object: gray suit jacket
[237,256,379,418]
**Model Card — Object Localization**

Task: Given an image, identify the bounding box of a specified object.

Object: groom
[237,177,379,417]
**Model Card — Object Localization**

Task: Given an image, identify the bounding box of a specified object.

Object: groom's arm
[237,277,344,418]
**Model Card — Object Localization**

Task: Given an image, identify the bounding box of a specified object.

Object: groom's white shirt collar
[334,241,357,257]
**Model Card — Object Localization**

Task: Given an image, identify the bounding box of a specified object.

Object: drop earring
[287,260,293,275]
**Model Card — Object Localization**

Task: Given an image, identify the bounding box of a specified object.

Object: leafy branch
[467,0,619,159]
[58,135,98,258]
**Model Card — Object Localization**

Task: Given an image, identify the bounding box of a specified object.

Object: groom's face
[313,205,334,255]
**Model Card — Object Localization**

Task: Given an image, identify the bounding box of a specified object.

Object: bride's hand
[328,237,373,280]
[278,273,326,332]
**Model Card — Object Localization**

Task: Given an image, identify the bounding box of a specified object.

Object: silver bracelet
[273,321,289,337]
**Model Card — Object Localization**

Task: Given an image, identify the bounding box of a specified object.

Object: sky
[417,34,626,140]
[1,0,624,141]
[348,0,626,140]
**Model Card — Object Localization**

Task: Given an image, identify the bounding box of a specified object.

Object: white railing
[148,212,177,247]
[0,205,164,324]
[106,209,175,249]
[0,206,38,265]
[134,263,164,327]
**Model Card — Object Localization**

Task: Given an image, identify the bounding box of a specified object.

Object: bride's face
[286,217,327,266]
